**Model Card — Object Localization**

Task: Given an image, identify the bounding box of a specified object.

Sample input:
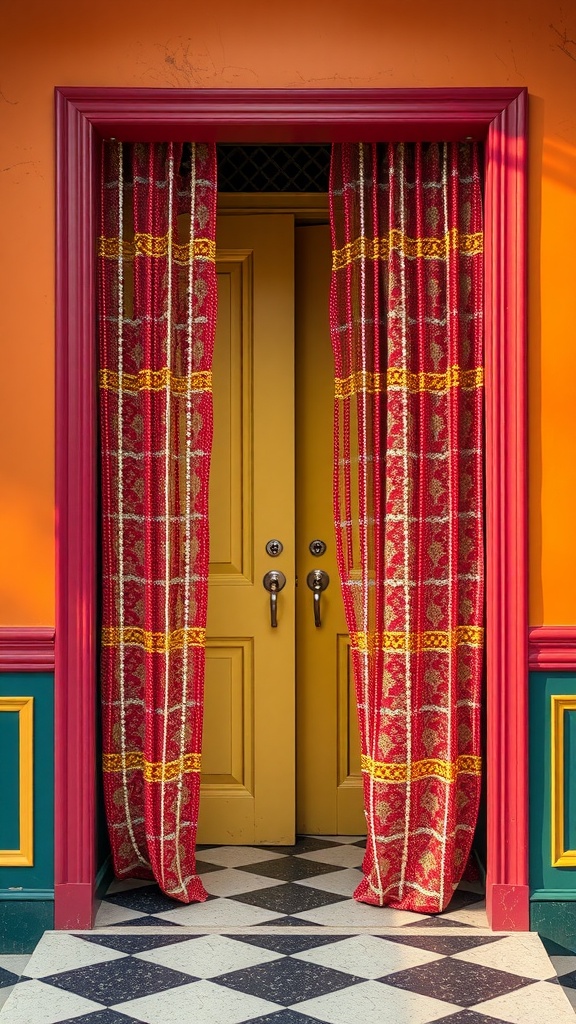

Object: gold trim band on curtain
[101,626,206,653]
[335,366,483,399]
[350,625,483,654]
[98,234,216,264]
[361,753,481,783]
[103,750,202,781]
[332,228,483,270]
[551,695,576,867]
[99,368,213,394]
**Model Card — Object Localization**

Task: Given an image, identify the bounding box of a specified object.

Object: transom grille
[216,145,331,193]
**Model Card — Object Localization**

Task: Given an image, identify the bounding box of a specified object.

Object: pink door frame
[55,86,528,931]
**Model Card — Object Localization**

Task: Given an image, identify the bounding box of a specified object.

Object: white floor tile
[0,988,14,1012]
[551,954,576,977]
[196,847,286,867]
[441,901,489,927]
[0,955,30,977]
[135,933,283,977]
[156,896,283,927]
[294,868,363,897]
[295,897,423,927]
[120,978,279,1024]
[0,978,101,1024]
[94,900,148,926]
[476,979,576,1023]
[298,846,365,868]
[310,836,366,845]
[293,933,443,978]
[22,931,126,978]
[203,867,284,898]
[296,978,459,1024]
[453,933,558,980]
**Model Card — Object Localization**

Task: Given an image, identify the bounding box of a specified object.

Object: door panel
[198,215,296,845]
[295,224,365,836]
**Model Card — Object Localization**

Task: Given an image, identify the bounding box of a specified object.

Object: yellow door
[198,214,296,845]
[198,213,365,845]
[295,224,365,836]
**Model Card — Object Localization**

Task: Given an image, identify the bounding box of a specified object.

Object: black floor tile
[247,1011,330,1023]
[380,957,536,1006]
[444,890,486,913]
[0,967,18,988]
[58,1011,146,1024]
[260,837,341,856]
[236,857,346,883]
[234,933,348,955]
[103,884,213,915]
[430,1012,514,1024]
[41,957,196,1005]
[214,956,363,1006]
[112,914,184,927]
[77,932,196,954]
[263,915,325,926]
[195,859,227,875]
[233,882,347,916]
[416,914,471,928]
[382,934,504,956]
[551,969,576,990]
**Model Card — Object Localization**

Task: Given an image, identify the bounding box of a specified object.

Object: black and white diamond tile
[92,836,489,930]
[2,838,575,1022]
[2,928,575,1023]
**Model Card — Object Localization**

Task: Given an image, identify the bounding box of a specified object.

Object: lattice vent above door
[216,145,331,192]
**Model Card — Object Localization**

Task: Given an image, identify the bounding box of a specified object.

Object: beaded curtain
[330,142,484,912]
[98,141,217,902]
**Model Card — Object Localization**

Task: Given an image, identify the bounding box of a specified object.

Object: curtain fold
[98,141,217,903]
[329,142,484,913]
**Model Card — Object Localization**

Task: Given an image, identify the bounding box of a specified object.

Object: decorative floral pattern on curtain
[98,141,217,902]
[329,142,484,913]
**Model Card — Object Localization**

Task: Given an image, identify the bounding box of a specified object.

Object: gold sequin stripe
[361,753,481,783]
[98,234,216,265]
[102,626,206,653]
[332,228,483,271]
[335,366,483,399]
[99,368,212,395]
[103,750,202,781]
[350,625,483,654]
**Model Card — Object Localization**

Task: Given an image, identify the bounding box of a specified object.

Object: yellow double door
[197,213,365,845]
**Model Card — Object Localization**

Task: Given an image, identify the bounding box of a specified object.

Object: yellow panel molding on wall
[0,696,34,866]
[551,694,576,867]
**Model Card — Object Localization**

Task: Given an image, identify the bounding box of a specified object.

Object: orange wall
[1,0,575,625]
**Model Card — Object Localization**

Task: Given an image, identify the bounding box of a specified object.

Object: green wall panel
[0,674,54,892]
[0,708,20,850]
[529,671,576,892]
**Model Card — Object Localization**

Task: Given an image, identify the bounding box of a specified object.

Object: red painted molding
[0,627,55,672]
[483,89,529,932]
[55,86,528,931]
[528,627,576,671]
[488,884,531,932]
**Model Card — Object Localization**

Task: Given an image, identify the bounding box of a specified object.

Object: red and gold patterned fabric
[98,142,217,902]
[329,142,484,913]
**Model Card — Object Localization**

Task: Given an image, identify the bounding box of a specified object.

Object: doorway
[198,197,364,846]
[54,86,528,931]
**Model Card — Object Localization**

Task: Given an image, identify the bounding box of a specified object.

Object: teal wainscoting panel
[530,671,576,949]
[0,706,20,851]
[0,673,54,953]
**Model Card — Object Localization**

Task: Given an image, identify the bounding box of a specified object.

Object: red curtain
[329,142,484,913]
[98,142,217,902]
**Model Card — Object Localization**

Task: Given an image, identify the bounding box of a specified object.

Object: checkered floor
[1,837,575,1023]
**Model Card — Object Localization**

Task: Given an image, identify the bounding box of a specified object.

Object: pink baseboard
[54,883,95,930]
[528,627,576,671]
[0,627,55,672]
[487,883,531,931]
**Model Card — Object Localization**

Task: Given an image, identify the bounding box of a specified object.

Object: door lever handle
[263,570,286,628]
[306,570,329,627]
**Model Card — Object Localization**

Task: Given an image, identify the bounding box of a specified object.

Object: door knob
[263,570,286,628]
[306,569,329,627]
